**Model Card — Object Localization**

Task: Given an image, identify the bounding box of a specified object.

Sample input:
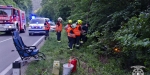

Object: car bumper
[28,30,46,34]
[0,28,16,32]
[0,24,16,31]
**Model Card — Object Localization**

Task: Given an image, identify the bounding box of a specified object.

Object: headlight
[9,26,12,28]
[29,25,32,27]
[29,25,32,29]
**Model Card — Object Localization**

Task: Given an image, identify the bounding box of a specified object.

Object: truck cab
[0,5,26,34]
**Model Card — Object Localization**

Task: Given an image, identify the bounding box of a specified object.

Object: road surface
[0,30,43,73]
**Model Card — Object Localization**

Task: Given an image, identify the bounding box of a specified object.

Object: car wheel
[21,26,26,33]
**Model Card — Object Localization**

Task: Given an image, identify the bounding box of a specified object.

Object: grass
[26,30,131,75]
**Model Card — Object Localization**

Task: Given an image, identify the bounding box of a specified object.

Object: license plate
[34,32,39,33]
[34,26,39,29]
[0,26,3,28]
[0,28,5,31]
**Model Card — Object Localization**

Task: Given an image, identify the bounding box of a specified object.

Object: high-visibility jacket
[56,22,62,32]
[44,22,50,30]
[65,24,71,32]
[67,27,76,38]
[73,24,81,36]
[67,26,71,33]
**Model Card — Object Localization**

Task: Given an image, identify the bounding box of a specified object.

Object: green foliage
[0,0,5,5]
[37,0,150,74]
[114,9,150,70]
[4,0,17,7]
[37,0,92,22]
[13,0,32,22]
[0,0,17,7]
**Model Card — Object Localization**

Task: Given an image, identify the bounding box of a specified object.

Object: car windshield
[30,18,45,24]
[0,8,12,17]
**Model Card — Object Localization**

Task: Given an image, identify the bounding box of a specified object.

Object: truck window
[13,9,18,16]
[15,10,18,16]
[0,9,11,17]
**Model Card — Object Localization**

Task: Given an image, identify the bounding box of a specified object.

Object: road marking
[0,38,12,44]
[0,36,44,75]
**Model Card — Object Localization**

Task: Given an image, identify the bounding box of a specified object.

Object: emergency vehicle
[0,5,26,34]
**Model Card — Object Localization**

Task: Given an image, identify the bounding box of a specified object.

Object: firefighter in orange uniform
[73,20,82,49]
[56,17,63,42]
[65,20,72,32]
[68,23,76,50]
[65,20,73,48]
[44,20,50,37]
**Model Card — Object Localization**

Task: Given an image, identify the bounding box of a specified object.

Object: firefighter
[64,20,72,32]
[56,17,63,42]
[44,20,50,38]
[68,23,76,50]
[73,20,82,49]
[81,22,89,43]
[65,20,73,48]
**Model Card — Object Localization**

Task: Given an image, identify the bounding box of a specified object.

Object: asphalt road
[0,30,44,73]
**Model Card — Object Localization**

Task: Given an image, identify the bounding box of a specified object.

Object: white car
[28,18,50,36]
[49,21,56,31]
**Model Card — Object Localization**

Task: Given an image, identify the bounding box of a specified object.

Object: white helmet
[71,23,77,28]
[58,17,62,21]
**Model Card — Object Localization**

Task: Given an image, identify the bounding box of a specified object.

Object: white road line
[0,36,44,75]
[0,38,12,43]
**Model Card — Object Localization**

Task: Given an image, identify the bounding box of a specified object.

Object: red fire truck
[0,5,26,34]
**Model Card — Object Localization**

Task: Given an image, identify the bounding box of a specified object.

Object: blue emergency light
[30,13,36,20]
[31,16,36,19]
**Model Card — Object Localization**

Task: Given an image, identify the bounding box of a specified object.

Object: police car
[28,18,50,36]
[49,21,56,31]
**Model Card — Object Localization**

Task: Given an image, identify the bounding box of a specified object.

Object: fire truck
[0,5,26,34]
